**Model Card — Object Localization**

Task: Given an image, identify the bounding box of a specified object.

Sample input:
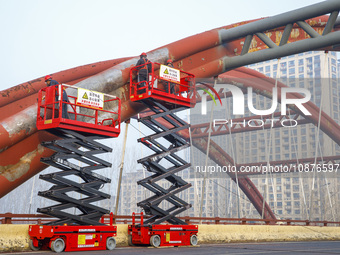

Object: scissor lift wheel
[106,237,116,250]
[51,238,65,253]
[150,235,161,248]
[190,234,198,246]
[29,239,41,251]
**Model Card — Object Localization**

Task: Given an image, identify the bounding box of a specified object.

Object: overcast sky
[0,0,324,92]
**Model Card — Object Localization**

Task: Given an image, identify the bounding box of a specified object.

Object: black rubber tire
[128,235,134,246]
[29,239,41,251]
[150,235,161,247]
[190,234,198,246]
[51,238,65,253]
[106,237,116,250]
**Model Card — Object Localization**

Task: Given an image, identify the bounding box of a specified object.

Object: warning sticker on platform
[160,64,180,82]
[78,235,86,245]
[77,88,104,109]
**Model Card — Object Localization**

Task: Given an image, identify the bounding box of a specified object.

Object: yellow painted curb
[198,225,340,243]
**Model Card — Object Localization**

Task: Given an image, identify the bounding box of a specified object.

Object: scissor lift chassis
[129,223,198,247]
[29,224,117,252]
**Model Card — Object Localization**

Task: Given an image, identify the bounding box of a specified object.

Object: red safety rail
[129,62,196,108]
[37,84,121,137]
[128,212,198,247]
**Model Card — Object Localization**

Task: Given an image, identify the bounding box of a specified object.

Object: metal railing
[1,213,339,227]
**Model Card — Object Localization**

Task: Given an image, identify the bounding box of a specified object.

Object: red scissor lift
[29,84,121,252]
[128,62,198,247]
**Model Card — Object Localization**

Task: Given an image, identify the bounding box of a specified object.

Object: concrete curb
[198,225,340,243]
[1,224,340,252]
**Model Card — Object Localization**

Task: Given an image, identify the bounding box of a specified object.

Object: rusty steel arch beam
[0,2,340,211]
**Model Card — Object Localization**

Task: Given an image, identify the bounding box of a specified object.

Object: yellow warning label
[77,88,104,109]
[159,64,180,82]
[44,119,52,124]
[166,232,170,242]
[78,235,86,245]
[82,92,88,99]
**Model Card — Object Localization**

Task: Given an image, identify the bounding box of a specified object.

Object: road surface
[3,241,340,255]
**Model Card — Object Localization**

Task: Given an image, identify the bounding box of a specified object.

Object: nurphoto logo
[200,84,312,129]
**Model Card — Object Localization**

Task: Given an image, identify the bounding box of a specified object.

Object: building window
[306,57,312,65]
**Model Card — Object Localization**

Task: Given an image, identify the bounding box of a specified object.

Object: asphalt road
[4,241,340,255]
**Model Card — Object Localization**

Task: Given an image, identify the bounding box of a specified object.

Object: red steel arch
[1,10,340,218]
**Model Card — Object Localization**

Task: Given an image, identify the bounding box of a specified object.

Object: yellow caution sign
[77,88,104,109]
[82,92,89,99]
[160,65,180,82]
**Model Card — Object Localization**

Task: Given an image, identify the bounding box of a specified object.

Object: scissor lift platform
[29,85,121,253]
[37,84,121,137]
[130,62,196,109]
